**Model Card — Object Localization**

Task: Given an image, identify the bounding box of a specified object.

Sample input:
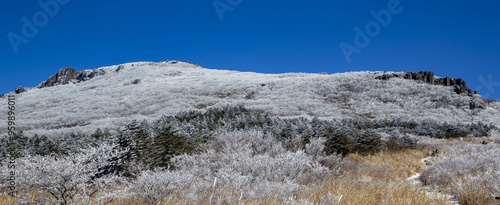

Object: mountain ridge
[1,61,498,137]
[11,62,479,98]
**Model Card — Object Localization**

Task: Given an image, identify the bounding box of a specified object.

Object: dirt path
[406,157,459,204]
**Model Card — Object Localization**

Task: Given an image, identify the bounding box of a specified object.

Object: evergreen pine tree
[355,130,383,155]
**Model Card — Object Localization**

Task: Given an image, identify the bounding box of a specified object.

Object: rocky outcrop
[377,71,486,110]
[470,98,486,109]
[76,69,106,82]
[405,71,435,84]
[15,86,27,94]
[38,68,80,88]
[377,71,476,96]
[17,61,201,93]
[116,65,124,72]
[11,67,108,94]
[37,67,106,89]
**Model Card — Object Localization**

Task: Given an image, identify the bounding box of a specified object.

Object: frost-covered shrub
[420,143,500,201]
[484,170,500,198]
[129,170,194,204]
[173,130,332,185]
[413,135,445,150]
[0,130,110,159]
[3,106,494,171]
[306,137,327,158]
[490,129,500,143]
[127,130,336,203]
[6,143,127,205]
[454,175,499,205]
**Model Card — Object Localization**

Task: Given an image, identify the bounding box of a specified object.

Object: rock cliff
[376,71,476,96]
[37,67,107,89]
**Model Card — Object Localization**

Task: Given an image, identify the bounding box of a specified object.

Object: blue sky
[1,0,500,98]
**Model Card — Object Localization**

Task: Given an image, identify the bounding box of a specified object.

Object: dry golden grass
[0,189,47,204]
[0,195,18,204]
[305,175,448,205]
[303,149,449,205]
[366,149,428,178]
[340,149,428,181]
[453,184,499,205]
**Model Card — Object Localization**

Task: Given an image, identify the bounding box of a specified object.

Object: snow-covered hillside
[1,61,499,137]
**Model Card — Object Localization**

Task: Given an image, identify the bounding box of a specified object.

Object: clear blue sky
[2,0,500,98]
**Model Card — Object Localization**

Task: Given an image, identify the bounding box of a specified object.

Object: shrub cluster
[0,143,126,205]
[127,130,337,203]
[420,142,500,204]
[1,131,342,204]
[1,106,496,172]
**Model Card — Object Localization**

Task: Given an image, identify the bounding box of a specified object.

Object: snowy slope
[1,61,499,137]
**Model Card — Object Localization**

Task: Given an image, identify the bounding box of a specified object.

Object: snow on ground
[1,61,499,137]
[406,157,433,184]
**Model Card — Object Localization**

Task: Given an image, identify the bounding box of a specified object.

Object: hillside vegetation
[0,61,498,137]
[1,61,500,204]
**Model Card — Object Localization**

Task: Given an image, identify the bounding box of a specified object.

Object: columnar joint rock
[376,71,476,95]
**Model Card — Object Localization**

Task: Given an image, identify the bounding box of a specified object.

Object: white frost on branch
[10,143,127,205]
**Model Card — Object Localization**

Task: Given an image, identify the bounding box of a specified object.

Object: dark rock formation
[470,98,487,109]
[15,86,26,94]
[377,71,487,110]
[38,68,81,88]
[76,69,106,82]
[402,71,434,84]
[37,67,107,89]
[116,65,124,72]
[377,71,477,95]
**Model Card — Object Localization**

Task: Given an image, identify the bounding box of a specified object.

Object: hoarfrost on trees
[3,143,127,205]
